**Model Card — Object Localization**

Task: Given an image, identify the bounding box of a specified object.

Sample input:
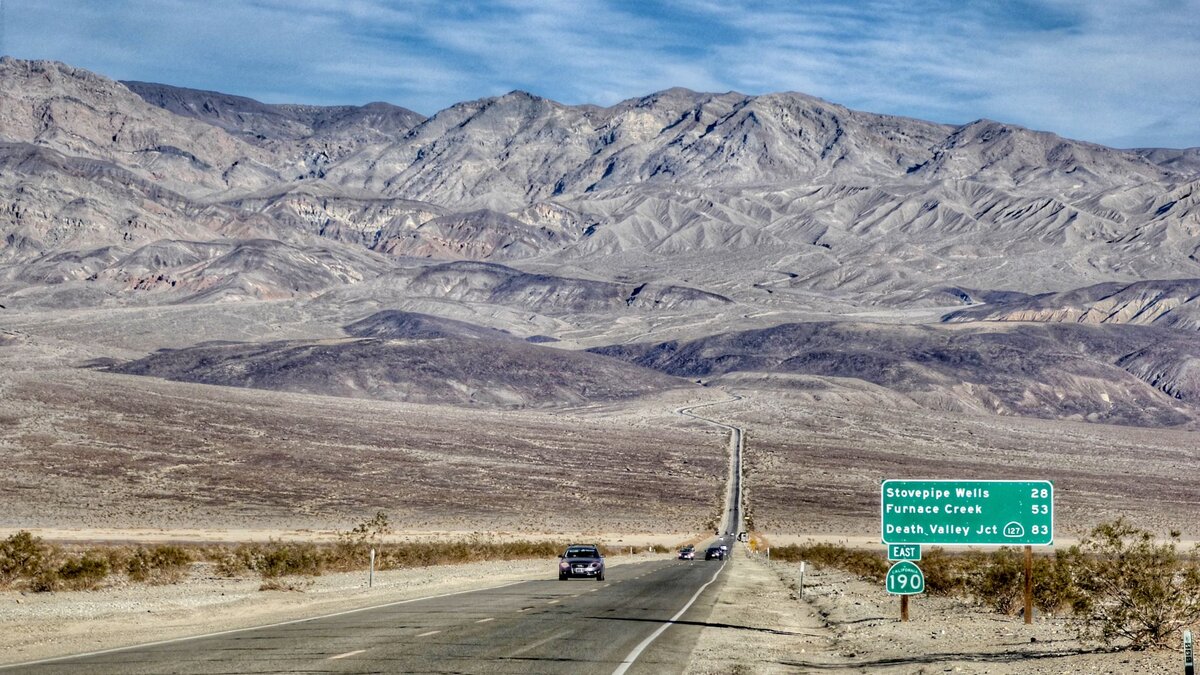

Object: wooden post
[901,594,909,622]
[1024,545,1033,624]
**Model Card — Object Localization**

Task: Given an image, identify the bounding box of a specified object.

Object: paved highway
[7,398,747,674]
[7,553,729,674]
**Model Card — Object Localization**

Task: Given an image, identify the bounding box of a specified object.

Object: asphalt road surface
[6,549,732,674]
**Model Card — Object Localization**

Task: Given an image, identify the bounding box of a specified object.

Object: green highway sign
[888,544,921,561]
[885,561,924,595]
[881,480,1053,546]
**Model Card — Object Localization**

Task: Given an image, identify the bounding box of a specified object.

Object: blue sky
[6,0,1199,148]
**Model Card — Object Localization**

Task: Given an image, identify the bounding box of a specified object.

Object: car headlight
[560,562,570,568]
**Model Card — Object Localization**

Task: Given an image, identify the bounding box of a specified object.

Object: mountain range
[2,57,1199,424]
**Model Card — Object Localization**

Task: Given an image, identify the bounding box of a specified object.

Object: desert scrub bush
[126,545,192,583]
[251,542,324,578]
[969,547,1024,614]
[0,530,49,587]
[1070,519,1200,650]
[55,552,111,591]
[375,538,567,571]
[769,543,888,581]
[1033,548,1083,616]
[918,547,976,596]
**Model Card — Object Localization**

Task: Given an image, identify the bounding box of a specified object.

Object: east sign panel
[881,480,1053,546]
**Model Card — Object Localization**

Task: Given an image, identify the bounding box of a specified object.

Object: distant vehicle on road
[704,546,726,560]
[678,545,695,560]
[559,545,605,581]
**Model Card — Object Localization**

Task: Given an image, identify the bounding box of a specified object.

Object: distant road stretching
[4,396,749,674]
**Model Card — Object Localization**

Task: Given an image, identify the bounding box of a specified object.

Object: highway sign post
[881,480,1053,546]
[886,561,924,622]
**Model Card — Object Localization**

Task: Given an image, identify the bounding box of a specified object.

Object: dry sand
[685,547,1176,674]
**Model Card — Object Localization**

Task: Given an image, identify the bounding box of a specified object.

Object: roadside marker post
[798,561,805,599]
[369,548,375,588]
[1185,630,1194,675]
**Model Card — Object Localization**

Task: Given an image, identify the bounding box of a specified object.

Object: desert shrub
[56,553,110,591]
[29,569,61,592]
[920,547,975,596]
[0,531,49,586]
[970,547,1024,614]
[769,543,888,581]
[252,542,324,578]
[1071,519,1200,650]
[126,545,192,583]
[1033,548,1082,615]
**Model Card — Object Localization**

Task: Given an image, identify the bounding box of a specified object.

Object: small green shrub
[1033,548,1082,615]
[970,547,1024,614]
[254,542,324,578]
[0,531,49,586]
[769,543,888,581]
[1070,519,1200,650]
[126,545,192,583]
[56,553,110,591]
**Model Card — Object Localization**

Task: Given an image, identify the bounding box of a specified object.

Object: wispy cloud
[5,0,1198,147]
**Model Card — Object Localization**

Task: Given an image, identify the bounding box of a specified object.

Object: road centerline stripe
[416,630,441,638]
[476,617,495,623]
[329,649,366,660]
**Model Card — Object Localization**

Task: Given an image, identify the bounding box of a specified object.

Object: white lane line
[328,649,366,660]
[416,630,441,638]
[547,599,560,604]
[589,589,599,593]
[476,617,495,623]
[505,629,575,658]
[611,560,727,675]
[0,580,526,670]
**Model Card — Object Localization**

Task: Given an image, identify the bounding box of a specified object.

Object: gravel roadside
[685,549,1177,674]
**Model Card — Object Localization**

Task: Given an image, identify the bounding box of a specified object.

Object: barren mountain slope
[0,58,278,195]
[592,321,1200,426]
[1,57,1197,311]
[944,278,1200,332]
[107,334,685,407]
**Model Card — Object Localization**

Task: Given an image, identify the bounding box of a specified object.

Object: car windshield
[564,548,598,558]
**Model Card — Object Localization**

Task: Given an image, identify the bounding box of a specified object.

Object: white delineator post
[798,561,806,599]
[369,548,375,588]
[1185,630,1194,675]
